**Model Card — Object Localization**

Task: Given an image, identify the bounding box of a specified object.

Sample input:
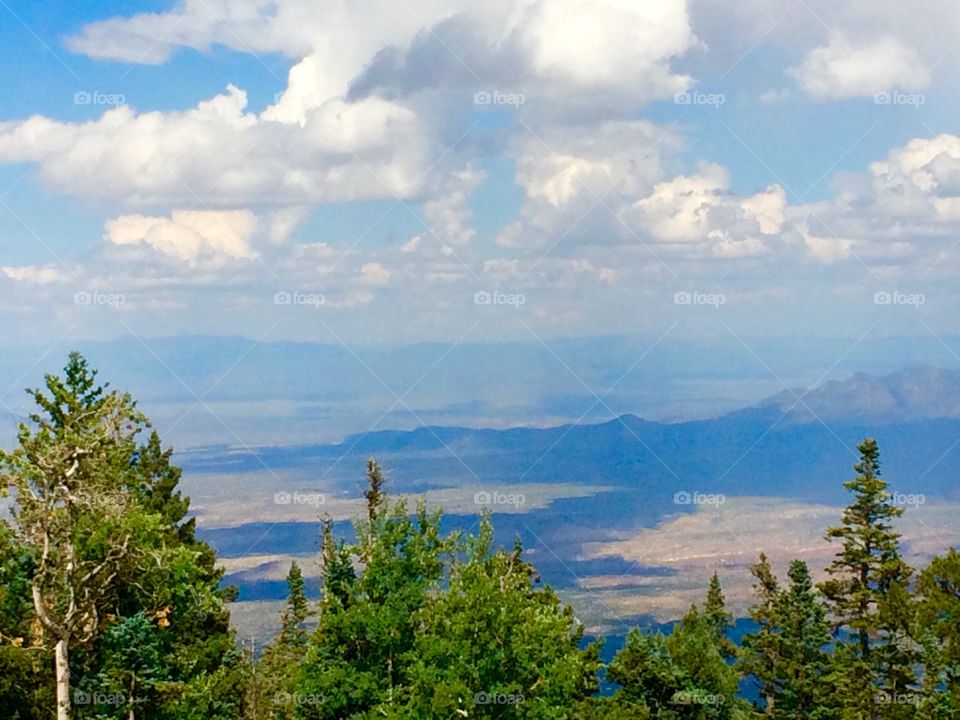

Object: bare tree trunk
[55,637,71,720]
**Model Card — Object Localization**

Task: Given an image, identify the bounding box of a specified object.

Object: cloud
[625,164,785,256]
[785,134,960,266]
[0,85,433,207]
[2,266,63,284]
[360,262,391,286]
[496,120,680,249]
[421,167,485,248]
[70,1,696,104]
[525,0,694,91]
[105,209,259,265]
[791,36,931,99]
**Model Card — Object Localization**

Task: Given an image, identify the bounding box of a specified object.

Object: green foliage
[396,521,601,719]
[604,584,751,719]
[248,562,312,720]
[916,548,960,714]
[740,557,834,719]
[818,438,918,717]
[0,353,247,718]
[295,463,455,719]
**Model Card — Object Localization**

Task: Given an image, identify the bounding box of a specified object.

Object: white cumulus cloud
[790,36,930,99]
[105,209,259,265]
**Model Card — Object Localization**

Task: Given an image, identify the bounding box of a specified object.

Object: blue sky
[1,0,960,356]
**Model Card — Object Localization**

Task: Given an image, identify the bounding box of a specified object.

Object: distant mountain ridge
[758,366,960,425]
[182,366,960,516]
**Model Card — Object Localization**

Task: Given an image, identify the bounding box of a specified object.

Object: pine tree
[776,560,833,719]
[606,588,752,718]
[0,354,248,719]
[396,518,602,718]
[250,562,313,720]
[916,548,960,714]
[819,438,917,717]
[0,522,52,717]
[705,572,737,660]
[296,470,454,719]
[0,353,155,719]
[739,554,781,715]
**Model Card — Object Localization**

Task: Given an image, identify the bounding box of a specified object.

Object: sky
[2,0,960,361]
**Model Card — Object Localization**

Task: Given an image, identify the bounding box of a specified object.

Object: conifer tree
[0,353,156,719]
[916,548,960,714]
[249,562,312,720]
[395,519,602,718]
[776,560,833,719]
[605,588,751,718]
[819,438,917,717]
[739,554,781,715]
[0,354,247,719]
[705,572,737,660]
[296,466,454,719]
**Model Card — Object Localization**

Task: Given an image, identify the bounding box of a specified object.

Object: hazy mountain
[3,334,959,449]
[183,365,960,559]
[759,366,960,424]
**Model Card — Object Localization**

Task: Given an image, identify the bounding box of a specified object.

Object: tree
[704,572,736,660]
[916,548,960,714]
[605,586,751,718]
[0,353,162,719]
[739,554,781,715]
[775,560,833,719]
[249,562,312,720]
[0,354,248,719]
[396,522,601,718]
[295,462,455,719]
[819,438,917,717]
[0,521,52,718]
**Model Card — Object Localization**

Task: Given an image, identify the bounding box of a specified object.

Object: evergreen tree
[739,554,781,715]
[705,572,737,660]
[916,548,960,714]
[0,354,247,719]
[819,438,917,718]
[249,562,312,720]
[605,589,751,718]
[395,521,601,718]
[0,353,161,719]
[0,521,52,718]
[775,560,833,719]
[296,465,455,719]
